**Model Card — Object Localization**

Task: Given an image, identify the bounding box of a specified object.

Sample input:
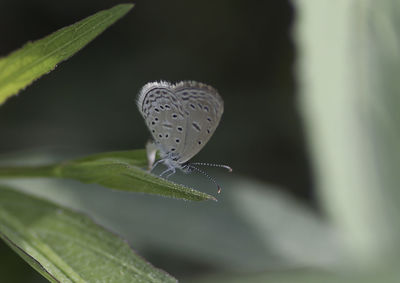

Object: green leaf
[0,185,177,283]
[0,174,340,272]
[0,150,216,201]
[0,4,133,105]
[294,0,400,264]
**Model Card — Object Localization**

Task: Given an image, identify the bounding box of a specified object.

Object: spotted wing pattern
[137,81,224,164]
[173,81,223,163]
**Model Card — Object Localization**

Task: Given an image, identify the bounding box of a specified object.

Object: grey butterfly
[137,81,231,193]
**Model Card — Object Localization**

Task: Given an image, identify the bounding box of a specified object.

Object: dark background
[0,0,314,280]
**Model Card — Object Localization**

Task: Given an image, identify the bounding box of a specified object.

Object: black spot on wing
[192,122,201,132]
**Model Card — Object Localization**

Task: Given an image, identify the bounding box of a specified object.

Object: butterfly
[137,81,231,193]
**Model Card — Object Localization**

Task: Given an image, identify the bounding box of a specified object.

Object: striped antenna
[188,165,222,194]
[190,162,232,172]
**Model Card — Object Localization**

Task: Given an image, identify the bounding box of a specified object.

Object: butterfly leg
[159,168,170,177]
[164,167,176,179]
[151,158,165,172]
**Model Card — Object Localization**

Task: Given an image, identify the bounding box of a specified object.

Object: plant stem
[0,165,56,178]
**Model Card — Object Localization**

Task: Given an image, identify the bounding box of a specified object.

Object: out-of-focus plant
[194,0,400,282]
[0,4,193,282]
[296,0,400,267]
[2,0,400,282]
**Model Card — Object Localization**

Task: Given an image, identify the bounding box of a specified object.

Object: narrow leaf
[0,4,133,105]
[0,150,216,201]
[0,186,177,282]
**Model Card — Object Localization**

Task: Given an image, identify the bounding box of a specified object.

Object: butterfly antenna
[190,162,232,172]
[189,165,222,194]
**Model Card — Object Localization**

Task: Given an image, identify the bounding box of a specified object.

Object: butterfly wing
[173,81,224,163]
[137,82,186,158]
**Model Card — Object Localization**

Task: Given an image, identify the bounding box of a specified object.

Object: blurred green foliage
[0,4,133,105]
[296,0,400,268]
[1,0,400,282]
[0,186,176,282]
[0,149,216,201]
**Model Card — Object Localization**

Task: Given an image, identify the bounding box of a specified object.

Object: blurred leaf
[0,185,177,283]
[295,0,400,264]
[188,268,400,283]
[188,269,339,283]
[229,179,343,267]
[0,3,133,105]
[0,150,216,201]
[1,174,342,273]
